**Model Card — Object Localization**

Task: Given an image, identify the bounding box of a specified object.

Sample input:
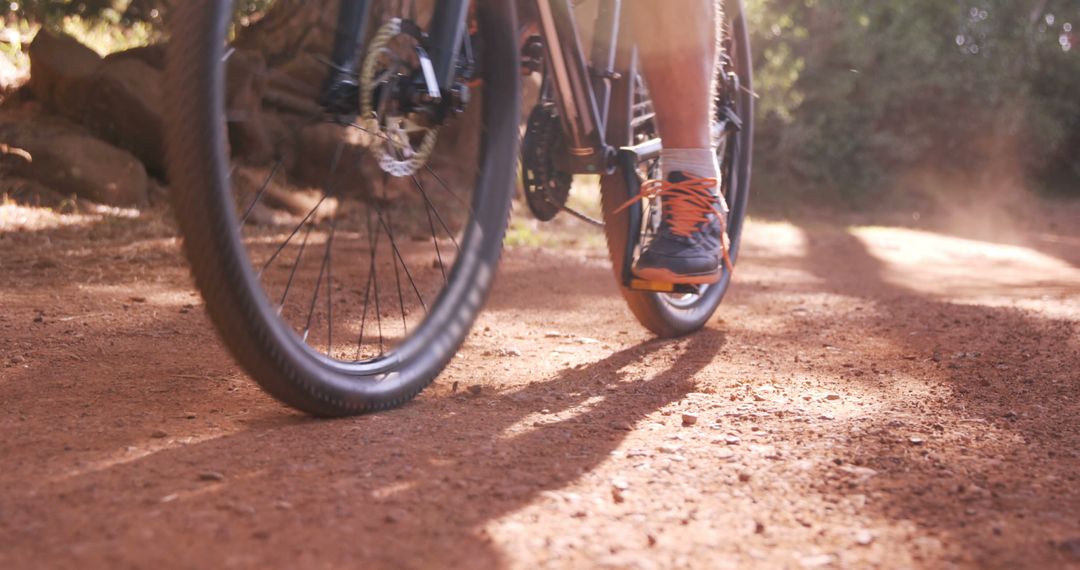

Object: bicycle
[163,0,753,416]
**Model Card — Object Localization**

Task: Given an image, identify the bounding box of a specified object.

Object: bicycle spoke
[356,207,382,360]
[423,192,447,284]
[410,174,461,252]
[382,176,411,334]
[423,164,474,216]
[278,222,314,311]
[240,160,282,226]
[258,138,347,275]
[371,200,428,315]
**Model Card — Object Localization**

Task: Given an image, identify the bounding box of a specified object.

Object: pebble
[799,554,834,568]
[825,394,841,401]
[183,412,197,419]
[909,436,926,445]
[681,413,698,427]
[198,471,225,482]
[838,465,879,480]
[854,530,875,545]
[467,385,483,396]
[714,448,735,460]
[1060,538,1080,561]
[724,434,741,445]
[150,429,168,439]
[658,444,681,454]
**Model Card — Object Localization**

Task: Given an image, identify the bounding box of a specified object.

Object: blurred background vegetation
[745,0,1079,212]
[2,0,1078,211]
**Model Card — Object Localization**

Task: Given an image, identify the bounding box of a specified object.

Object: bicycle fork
[321,0,472,111]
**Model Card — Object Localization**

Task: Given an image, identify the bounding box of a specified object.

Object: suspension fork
[325,0,471,95]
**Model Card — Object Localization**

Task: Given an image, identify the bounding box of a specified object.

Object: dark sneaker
[617,171,730,285]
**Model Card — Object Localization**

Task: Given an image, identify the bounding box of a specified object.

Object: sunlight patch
[852,226,1080,316]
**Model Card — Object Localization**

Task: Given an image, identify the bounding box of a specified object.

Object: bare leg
[626,0,718,150]
[624,2,729,285]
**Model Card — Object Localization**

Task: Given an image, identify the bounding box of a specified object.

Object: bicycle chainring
[521,103,572,222]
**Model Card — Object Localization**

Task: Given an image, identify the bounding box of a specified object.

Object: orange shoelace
[615,176,733,273]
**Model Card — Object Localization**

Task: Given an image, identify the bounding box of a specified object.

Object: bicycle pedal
[628,279,700,295]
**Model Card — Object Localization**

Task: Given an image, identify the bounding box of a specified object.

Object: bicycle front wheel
[164,0,519,416]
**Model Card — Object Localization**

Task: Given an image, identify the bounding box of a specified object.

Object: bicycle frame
[328,0,685,292]
[327,0,657,173]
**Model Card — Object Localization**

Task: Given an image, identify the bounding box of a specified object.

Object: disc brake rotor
[360,18,440,178]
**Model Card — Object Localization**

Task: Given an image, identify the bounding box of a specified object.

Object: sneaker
[616,172,731,285]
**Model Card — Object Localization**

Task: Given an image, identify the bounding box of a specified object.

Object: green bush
[745,0,1080,206]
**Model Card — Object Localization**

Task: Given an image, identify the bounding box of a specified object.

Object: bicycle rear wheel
[164,0,519,416]
[600,0,754,338]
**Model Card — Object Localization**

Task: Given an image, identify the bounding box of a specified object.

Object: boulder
[104,43,167,70]
[226,49,273,164]
[78,57,166,175]
[11,133,149,207]
[27,30,103,109]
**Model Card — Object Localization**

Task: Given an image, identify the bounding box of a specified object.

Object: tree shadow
[786,221,1080,567]
[0,286,724,569]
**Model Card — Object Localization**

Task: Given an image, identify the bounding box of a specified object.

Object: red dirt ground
[1,200,1079,569]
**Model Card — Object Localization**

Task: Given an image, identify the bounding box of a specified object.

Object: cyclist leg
[625,1,728,285]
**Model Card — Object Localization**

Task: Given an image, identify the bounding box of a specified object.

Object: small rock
[838,465,879,480]
[573,337,600,345]
[681,412,699,427]
[198,471,225,482]
[611,478,630,491]
[384,509,408,524]
[1060,538,1080,561]
[825,394,841,401]
[909,436,926,445]
[738,471,751,483]
[658,444,681,454]
[129,296,147,303]
[466,385,483,396]
[799,554,835,568]
[183,412,197,419]
[611,488,626,504]
[714,448,735,460]
[150,429,168,439]
[9,355,25,365]
[724,434,742,445]
[544,331,564,338]
[1003,411,1018,419]
[275,501,294,510]
[33,312,45,324]
[754,521,766,534]
[854,530,874,546]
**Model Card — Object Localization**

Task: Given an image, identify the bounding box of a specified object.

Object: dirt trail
[1,204,1079,569]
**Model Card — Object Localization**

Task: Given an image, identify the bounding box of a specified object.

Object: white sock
[661,148,721,186]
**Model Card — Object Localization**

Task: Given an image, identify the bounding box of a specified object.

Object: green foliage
[745,0,1080,204]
